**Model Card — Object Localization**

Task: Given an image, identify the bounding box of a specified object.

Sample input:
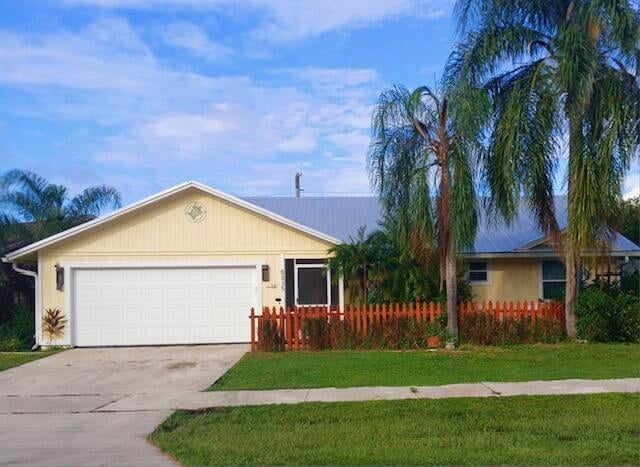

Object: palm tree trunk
[564,115,581,338]
[362,262,368,304]
[438,134,457,341]
[564,249,578,337]
[445,241,458,340]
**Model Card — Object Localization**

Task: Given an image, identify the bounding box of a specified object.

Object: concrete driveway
[0,345,248,466]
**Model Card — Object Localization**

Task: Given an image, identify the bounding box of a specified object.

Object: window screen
[297,267,328,305]
[541,260,566,300]
[468,261,488,282]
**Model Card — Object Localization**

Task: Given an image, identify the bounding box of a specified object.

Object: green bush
[620,271,639,295]
[575,288,640,343]
[0,335,24,351]
[0,306,34,351]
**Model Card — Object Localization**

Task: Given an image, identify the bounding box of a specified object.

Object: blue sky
[0,0,637,205]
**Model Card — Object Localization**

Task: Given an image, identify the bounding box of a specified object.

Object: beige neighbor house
[4,181,639,348]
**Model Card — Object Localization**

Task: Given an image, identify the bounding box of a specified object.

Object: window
[541,260,566,300]
[297,266,328,305]
[294,261,333,306]
[468,261,489,284]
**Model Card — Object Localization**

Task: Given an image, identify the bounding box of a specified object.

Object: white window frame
[293,262,332,306]
[539,259,567,301]
[467,260,491,285]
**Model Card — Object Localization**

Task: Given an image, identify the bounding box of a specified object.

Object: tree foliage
[0,170,122,334]
[366,84,486,339]
[448,0,640,336]
[0,169,122,247]
[615,197,640,245]
[326,225,471,305]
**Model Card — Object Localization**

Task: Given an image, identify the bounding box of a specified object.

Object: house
[3,181,639,348]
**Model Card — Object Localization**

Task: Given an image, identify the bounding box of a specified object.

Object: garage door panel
[72,266,257,346]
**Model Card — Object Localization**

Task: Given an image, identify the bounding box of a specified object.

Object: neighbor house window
[468,261,489,284]
[541,260,566,300]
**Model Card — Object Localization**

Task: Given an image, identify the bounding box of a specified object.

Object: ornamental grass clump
[302,318,330,350]
[459,313,565,345]
[257,320,282,352]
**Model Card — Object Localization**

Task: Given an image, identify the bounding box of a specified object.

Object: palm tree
[368,85,488,340]
[0,169,122,245]
[326,227,374,304]
[448,0,639,336]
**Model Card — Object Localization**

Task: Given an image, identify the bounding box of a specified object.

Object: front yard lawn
[0,351,60,371]
[212,343,640,390]
[151,393,640,465]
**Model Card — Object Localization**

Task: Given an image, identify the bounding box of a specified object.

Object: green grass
[0,351,60,371]
[151,393,640,465]
[212,344,640,390]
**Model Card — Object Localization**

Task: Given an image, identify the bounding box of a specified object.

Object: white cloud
[63,0,453,43]
[0,19,157,94]
[249,0,449,43]
[0,13,386,199]
[162,21,233,61]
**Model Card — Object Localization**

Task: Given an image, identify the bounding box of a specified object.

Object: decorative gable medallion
[185,201,207,223]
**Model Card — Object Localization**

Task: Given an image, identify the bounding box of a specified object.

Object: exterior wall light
[55,264,64,291]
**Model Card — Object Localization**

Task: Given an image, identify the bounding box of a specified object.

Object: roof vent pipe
[295,172,303,198]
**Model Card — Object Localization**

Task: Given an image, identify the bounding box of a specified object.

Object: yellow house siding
[38,188,334,345]
[48,189,331,255]
[470,258,541,302]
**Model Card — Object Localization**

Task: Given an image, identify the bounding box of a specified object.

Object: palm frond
[67,185,122,217]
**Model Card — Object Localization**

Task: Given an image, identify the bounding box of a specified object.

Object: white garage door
[72,266,258,346]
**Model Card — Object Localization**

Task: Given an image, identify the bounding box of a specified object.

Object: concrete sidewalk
[177,377,640,409]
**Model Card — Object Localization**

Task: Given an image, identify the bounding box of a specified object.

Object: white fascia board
[4,181,341,262]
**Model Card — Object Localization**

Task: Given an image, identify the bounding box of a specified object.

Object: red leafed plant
[42,308,66,347]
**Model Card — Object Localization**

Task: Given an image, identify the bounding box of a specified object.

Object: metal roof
[244,197,383,243]
[245,196,640,254]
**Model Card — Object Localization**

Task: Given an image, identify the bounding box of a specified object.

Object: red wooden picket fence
[249,301,564,351]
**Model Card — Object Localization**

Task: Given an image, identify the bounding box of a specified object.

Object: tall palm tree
[368,85,488,340]
[448,0,639,336]
[0,169,122,245]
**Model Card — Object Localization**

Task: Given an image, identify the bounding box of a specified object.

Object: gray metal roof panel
[243,196,640,253]
[243,197,383,243]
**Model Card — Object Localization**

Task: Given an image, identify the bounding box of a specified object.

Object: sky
[0,0,638,205]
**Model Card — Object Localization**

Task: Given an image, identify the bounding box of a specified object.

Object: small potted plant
[441,330,456,350]
[425,323,442,349]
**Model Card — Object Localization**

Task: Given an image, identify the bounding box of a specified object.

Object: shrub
[613,295,640,342]
[331,320,360,350]
[575,288,640,342]
[531,318,566,343]
[42,308,66,346]
[303,318,330,350]
[257,319,282,351]
[0,306,34,351]
[460,313,498,345]
[460,313,565,345]
[620,271,639,295]
[0,335,24,351]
